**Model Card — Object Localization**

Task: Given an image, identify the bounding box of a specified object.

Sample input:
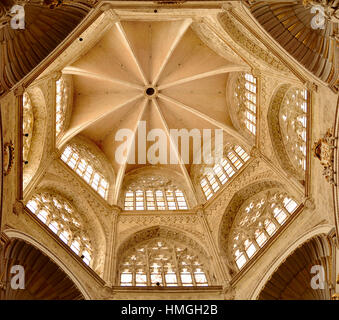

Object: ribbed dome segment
[0,238,84,300]
[249,1,338,90]
[0,2,92,96]
[258,235,331,300]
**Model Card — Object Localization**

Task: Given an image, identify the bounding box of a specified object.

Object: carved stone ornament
[3,141,14,176]
[332,293,339,300]
[312,128,336,184]
[126,175,178,190]
[13,200,25,216]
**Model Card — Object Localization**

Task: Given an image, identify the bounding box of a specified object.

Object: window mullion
[233,149,245,165]
[173,246,182,286]
[227,156,238,172]
[146,247,151,286]
[163,188,169,210]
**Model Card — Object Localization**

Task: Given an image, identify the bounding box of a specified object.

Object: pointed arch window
[124,188,188,211]
[280,88,308,175]
[230,190,298,270]
[200,145,250,200]
[26,193,93,266]
[119,240,209,287]
[235,73,257,135]
[61,145,109,199]
[56,78,68,137]
[23,92,34,164]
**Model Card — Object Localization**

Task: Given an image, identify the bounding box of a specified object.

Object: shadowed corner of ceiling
[0,0,97,97]
[247,0,339,92]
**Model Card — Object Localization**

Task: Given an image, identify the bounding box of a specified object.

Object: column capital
[111,205,122,216]
[14,85,25,97]
[194,204,205,217]
[303,196,315,210]
[306,81,318,92]
[13,200,25,216]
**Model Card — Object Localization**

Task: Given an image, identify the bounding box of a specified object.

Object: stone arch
[191,141,252,203]
[60,134,115,204]
[267,84,308,182]
[121,166,195,209]
[218,179,301,274]
[249,224,334,300]
[23,86,47,189]
[115,225,218,286]
[2,230,91,299]
[226,72,257,143]
[24,183,107,277]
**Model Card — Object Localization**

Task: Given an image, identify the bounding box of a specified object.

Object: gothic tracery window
[200,145,250,200]
[26,192,93,266]
[280,88,308,176]
[56,78,68,137]
[234,73,257,135]
[124,189,188,211]
[23,92,34,164]
[61,145,109,199]
[230,190,298,270]
[119,239,209,287]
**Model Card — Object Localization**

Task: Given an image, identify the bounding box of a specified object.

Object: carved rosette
[312,128,336,184]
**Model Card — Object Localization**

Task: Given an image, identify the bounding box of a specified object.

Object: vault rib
[152,19,192,86]
[158,65,250,90]
[116,22,149,86]
[60,94,144,148]
[113,98,149,205]
[158,93,252,149]
[152,98,198,206]
[62,66,144,90]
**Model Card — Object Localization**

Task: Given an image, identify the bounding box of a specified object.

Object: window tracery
[280,88,308,176]
[23,92,33,163]
[56,78,68,137]
[61,144,109,199]
[234,73,257,135]
[119,239,209,287]
[124,188,188,211]
[200,145,250,200]
[230,190,298,270]
[26,192,93,266]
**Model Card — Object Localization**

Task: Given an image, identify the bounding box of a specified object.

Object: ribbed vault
[248,1,338,90]
[0,238,84,300]
[58,18,252,205]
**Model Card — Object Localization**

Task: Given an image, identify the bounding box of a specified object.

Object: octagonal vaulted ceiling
[58,18,252,203]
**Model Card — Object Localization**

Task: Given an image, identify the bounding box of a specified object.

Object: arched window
[61,145,109,199]
[23,92,33,164]
[119,239,209,286]
[124,188,188,211]
[26,192,92,266]
[280,88,308,175]
[230,190,298,270]
[200,145,250,200]
[234,73,257,135]
[56,78,68,137]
